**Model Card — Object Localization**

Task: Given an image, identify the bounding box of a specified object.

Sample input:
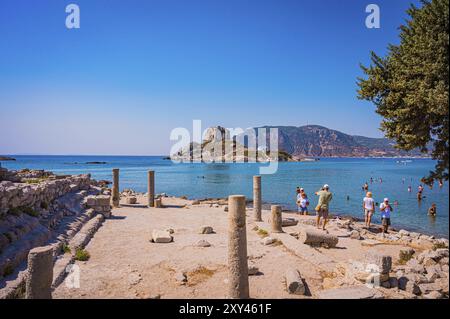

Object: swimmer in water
[428,203,437,216]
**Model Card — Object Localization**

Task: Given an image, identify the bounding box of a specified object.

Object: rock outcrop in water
[171,125,429,161]
[171,126,294,162]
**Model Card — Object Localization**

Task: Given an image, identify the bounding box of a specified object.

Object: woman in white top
[362,191,375,228]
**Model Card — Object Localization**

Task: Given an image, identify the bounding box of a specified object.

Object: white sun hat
[384,198,389,202]
[323,184,329,189]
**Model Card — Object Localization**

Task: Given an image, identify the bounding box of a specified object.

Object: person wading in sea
[428,203,437,217]
[417,184,424,201]
[315,184,332,231]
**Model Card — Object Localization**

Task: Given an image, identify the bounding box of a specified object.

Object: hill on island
[170,125,429,161]
[254,125,428,158]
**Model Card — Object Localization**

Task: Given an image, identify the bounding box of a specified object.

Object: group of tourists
[296,179,440,233]
[296,184,333,231]
[362,192,392,233]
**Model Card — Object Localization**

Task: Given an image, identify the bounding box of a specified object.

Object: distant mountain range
[170,125,429,161]
[255,125,428,158]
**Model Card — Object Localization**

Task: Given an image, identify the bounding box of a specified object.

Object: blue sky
[0,0,419,155]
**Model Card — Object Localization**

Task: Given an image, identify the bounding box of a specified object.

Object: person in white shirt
[379,198,393,233]
[298,193,309,215]
[362,192,375,228]
[296,188,308,214]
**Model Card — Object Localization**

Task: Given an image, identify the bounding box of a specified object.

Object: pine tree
[357,0,449,184]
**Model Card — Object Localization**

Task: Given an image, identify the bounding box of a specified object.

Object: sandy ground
[53,195,415,299]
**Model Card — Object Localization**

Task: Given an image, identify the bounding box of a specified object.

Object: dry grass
[256,228,269,238]
[272,239,283,247]
[398,250,414,265]
[186,266,216,286]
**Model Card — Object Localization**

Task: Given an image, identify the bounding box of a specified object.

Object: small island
[0,156,16,161]
[66,161,108,165]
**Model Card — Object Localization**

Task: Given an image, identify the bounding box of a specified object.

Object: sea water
[2,156,448,238]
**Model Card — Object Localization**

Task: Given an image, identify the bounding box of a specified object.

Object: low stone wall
[0,168,111,298]
[0,173,91,217]
[85,195,112,218]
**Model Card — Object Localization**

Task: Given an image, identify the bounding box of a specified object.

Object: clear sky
[0,0,420,155]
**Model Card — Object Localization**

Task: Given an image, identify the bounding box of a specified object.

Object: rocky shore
[56,192,448,299]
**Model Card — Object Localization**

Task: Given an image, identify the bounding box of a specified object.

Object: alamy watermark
[63,3,378,30]
[169,120,280,174]
[64,264,80,289]
[365,4,380,29]
[65,4,80,29]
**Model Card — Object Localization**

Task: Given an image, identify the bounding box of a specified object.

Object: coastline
[1,169,448,299]
[172,196,449,239]
[1,158,448,238]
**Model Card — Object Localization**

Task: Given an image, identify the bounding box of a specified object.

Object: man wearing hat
[379,198,393,233]
[315,184,333,230]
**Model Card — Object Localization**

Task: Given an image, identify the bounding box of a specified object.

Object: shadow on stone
[108,215,126,220]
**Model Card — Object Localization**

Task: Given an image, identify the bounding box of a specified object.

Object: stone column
[271,205,283,233]
[25,246,53,299]
[147,170,155,207]
[253,176,262,221]
[227,195,249,299]
[112,168,120,207]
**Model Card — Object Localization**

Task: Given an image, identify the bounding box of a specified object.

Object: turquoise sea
[1,156,448,238]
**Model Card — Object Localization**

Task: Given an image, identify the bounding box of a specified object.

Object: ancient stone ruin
[0,168,111,298]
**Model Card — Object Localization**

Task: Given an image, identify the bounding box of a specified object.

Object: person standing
[417,184,424,201]
[298,192,309,215]
[363,192,375,228]
[315,184,333,230]
[296,187,301,214]
[428,203,437,216]
[362,182,369,191]
[379,198,393,233]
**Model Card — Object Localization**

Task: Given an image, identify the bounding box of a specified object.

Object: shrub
[257,229,269,238]
[272,239,283,247]
[432,242,448,250]
[62,243,71,254]
[22,206,39,217]
[75,249,90,261]
[398,250,414,264]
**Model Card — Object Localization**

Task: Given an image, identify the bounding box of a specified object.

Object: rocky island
[169,125,430,163]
